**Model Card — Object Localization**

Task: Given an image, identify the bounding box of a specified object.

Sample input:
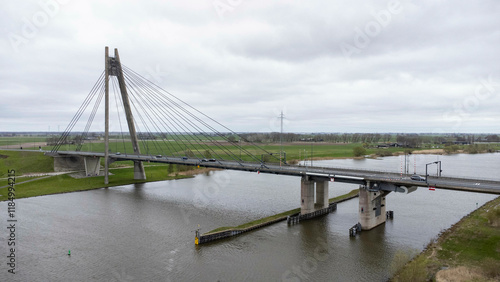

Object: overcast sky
[1,0,499,133]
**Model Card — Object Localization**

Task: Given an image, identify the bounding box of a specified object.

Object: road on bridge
[46,150,500,195]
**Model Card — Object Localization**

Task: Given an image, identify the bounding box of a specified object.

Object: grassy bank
[0,165,192,201]
[0,150,54,178]
[329,189,359,203]
[204,189,359,235]
[391,196,500,281]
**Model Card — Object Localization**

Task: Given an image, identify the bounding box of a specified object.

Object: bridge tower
[104,47,146,184]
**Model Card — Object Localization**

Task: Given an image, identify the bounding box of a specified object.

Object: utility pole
[304,149,307,169]
[404,153,407,174]
[311,139,313,167]
[279,111,284,167]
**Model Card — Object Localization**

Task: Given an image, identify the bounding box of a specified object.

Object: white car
[410,175,426,181]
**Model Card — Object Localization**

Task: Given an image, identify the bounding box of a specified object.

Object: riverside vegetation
[391,196,500,281]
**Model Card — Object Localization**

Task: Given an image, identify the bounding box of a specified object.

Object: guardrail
[47,151,500,183]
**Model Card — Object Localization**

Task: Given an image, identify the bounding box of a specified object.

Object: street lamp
[311,140,313,167]
[425,161,442,182]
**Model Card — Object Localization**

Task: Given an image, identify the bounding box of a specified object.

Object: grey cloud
[0,0,499,133]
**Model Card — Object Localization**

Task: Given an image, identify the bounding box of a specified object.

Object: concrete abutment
[54,155,103,176]
[358,184,389,230]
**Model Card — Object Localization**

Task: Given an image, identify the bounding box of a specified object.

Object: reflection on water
[0,153,497,281]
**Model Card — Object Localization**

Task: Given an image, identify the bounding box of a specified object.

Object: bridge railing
[302,164,400,175]
[301,164,500,182]
[49,151,500,183]
[426,175,500,184]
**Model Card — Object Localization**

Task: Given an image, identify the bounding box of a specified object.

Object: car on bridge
[410,174,426,181]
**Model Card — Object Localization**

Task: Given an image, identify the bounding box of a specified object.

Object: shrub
[375,149,393,157]
[444,145,460,154]
[353,146,366,157]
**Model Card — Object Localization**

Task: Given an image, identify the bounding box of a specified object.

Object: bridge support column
[84,157,101,176]
[301,176,315,214]
[134,161,146,180]
[359,184,388,230]
[315,180,329,210]
[301,177,330,215]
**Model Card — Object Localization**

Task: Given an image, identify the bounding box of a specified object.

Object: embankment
[391,196,500,281]
[196,189,359,244]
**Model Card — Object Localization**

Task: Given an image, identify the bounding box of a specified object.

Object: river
[0,153,498,281]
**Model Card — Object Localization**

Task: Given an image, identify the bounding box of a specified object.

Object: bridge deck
[44,150,500,195]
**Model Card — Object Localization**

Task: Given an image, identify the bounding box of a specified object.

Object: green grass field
[1,135,409,162]
[0,150,54,178]
[35,140,410,163]
[0,165,190,201]
[0,136,47,148]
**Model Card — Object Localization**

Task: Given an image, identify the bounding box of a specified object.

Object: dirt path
[0,142,47,149]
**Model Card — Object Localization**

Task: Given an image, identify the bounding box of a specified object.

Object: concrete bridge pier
[133,161,146,180]
[358,184,389,230]
[301,176,329,215]
[84,156,101,176]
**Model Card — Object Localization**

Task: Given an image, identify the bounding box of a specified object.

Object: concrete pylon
[301,177,330,215]
[358,184,388,230]
[103,47,146,182]
[301,176,315,214]
[315,180,329,209]
[113,48,146,180]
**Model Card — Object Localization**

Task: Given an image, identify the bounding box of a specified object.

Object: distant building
[377,143,402,148]
[138,134,157,140]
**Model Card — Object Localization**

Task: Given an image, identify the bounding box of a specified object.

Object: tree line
[235,133,499,147]
[237,133,393,143]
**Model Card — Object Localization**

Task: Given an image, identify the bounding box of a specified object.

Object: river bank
[391,195,500,281]
[0,164,208,201]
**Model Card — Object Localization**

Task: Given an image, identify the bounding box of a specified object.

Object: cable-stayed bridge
[44,47,500,231]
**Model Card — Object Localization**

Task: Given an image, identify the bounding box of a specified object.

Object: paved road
[45,151,500,195]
